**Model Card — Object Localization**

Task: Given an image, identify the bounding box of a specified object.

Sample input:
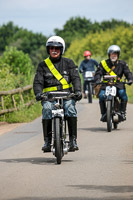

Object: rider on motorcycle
[33,36,82,152]
[94,45,133,122]
[79,50,98,98]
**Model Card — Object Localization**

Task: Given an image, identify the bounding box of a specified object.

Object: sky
[0,0,133,36]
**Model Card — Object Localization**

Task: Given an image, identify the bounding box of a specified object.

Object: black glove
[128,80,133,85]
[36,93,42,101]
[74,91,82,101]
[79,69,83,73]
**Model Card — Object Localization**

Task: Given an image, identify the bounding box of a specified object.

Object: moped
[41,91,76,164]
[97,75,130,132]
[84,71,95,103]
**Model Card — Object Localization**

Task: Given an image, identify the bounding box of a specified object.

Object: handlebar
[95,80,131,86]
[40,91,76,101]
[94,75,132,86]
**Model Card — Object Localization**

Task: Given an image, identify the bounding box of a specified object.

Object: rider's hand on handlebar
[128,80,133,85]
[36,93,42,101]
[74,91,82,101]
[79,70,83,73]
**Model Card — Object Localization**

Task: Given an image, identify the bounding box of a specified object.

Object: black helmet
[107,45,121,57]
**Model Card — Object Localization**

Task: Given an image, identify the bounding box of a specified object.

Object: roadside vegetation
[0,18,133,122]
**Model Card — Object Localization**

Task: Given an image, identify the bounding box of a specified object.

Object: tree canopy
[0,21,48,67]
[54,17,131,49]
[65,26,133,74]
[0,17,133,91]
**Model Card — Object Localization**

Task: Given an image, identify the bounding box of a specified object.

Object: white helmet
[107,45,121,57]
[46,36,65,55]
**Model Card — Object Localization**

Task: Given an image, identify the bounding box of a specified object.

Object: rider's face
[49,46,61,59]
[110,53,118,62]
[85,55,91,60]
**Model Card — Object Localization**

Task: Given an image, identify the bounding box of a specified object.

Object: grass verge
[0,102,42,123]
[126,84,133,103]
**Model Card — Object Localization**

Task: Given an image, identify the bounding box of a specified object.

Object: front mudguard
[106,95,113,101]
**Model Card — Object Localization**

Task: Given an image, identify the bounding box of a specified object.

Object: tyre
[88,82,92,103]
[54,117,62,164]
[107,101,112,132]
[113,122,118,130]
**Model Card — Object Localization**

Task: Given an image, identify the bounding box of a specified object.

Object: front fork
[107,96,120,123]
[62,117,68,154]
[52,116,68,156]
[106,95,114,117]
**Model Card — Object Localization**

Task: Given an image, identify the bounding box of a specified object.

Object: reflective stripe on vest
[101,60,121,82]
[101,60,117,76]
[43,57,72,92]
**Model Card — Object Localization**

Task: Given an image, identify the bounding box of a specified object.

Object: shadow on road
[78,127,107,132]
[4,185,133,200]
[0,157,73,165]
[4,195,133,200]
[122,160,133,165]
[69,184,133,193]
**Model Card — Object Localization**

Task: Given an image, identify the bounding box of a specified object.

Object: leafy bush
[0,47,34,89]
[1,46,34,75]
[0,47,36,119]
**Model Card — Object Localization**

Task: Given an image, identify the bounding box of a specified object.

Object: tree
[54,17,131,50]
[0,22,48,65]
[54,17,93,49]
[65,26,133,73]
[0,21,19,52]
[12,29,47,54]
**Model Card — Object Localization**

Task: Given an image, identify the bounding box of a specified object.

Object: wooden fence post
[0,85,34,115]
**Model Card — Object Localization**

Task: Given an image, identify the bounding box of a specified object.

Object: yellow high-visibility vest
[101,60,121,82]
[43,57,72,92]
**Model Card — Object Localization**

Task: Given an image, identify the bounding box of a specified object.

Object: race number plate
[85,71,93,78]
[105,86,116,96]
[52,109,64,118]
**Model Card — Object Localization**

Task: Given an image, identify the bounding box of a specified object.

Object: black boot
[42,119,52,152]
[67,117,79,152]
[120,100,127,121]
[99,101,107,122]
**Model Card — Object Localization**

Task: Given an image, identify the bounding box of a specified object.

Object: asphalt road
[0,99,133,200]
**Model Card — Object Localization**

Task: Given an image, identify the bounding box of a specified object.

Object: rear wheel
[54,118,63,164]
[107,101,112,132]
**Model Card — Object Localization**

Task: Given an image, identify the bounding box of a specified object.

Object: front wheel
[107,101,112,132]
[88,82,92,103]
[54,117,63,164]
[113,122,118,130]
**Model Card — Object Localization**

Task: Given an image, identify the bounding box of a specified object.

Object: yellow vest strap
[44,58,72,92]
[43,86,57,93]
[43,83,72,93]
[101,60,122,83]
[101,60,116,76]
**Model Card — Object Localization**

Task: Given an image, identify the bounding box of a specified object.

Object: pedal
[63,145,68,154]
